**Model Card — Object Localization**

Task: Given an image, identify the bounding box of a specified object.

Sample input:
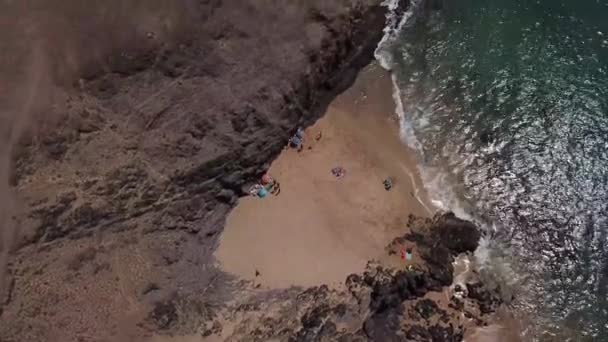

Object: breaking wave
[376,0,608,339]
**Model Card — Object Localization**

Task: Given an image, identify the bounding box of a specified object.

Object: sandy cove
[158,64,511,341]
[215,64,433,289]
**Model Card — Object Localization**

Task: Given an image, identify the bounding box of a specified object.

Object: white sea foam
[375,0,421,71]
[374,0,518,301]
[388,69,476,221]
[375,0,462,215]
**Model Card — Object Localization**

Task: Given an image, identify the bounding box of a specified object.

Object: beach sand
[215,64,434,289]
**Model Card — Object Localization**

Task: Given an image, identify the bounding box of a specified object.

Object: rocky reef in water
[0,0,501,341]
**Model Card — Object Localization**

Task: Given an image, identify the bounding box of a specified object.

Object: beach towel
[405,251,413,261]
[401,249,413,262]
[257,187,268,198]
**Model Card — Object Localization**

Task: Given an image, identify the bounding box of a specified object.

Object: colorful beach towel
[257,187,268,198]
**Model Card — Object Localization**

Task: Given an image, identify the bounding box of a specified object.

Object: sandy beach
[208,65,508,341]
[215,64,433,289]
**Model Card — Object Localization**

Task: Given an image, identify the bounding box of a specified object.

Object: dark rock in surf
[480,131,494,145]
[466,282,502,315]
[433,212,481,254]
[400,213,481,287]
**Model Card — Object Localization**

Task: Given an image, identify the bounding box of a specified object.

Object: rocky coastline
[0,1,501,341]
[212,213,500,341]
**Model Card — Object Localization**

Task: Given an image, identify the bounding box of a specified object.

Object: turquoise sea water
[383,0,608,339]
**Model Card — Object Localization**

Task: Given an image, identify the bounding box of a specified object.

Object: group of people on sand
[290,127,350,182]
[288,127,396,190]
[250,126,416,272]
[249,174,280,198]
[248,127,308,199]
[253,128,395,195]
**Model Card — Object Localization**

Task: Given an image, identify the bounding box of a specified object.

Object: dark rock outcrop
[466,282,503,315]
[387,213,482,291]
[0,1,390,341]
[216,213,496,342]
[0,1,501,341]
[11,1,388,245]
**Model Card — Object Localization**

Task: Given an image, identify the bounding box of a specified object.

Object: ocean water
[377,0,608,339]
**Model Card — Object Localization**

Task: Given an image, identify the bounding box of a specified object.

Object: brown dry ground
[216,63,433,288]
[0,1,390,341]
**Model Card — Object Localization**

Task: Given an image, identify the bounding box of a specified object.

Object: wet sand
[215,64,433,288]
